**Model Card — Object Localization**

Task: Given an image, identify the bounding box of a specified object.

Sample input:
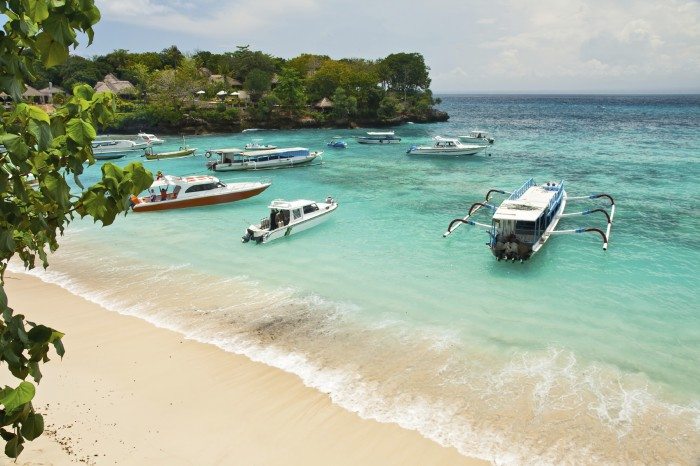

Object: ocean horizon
[11,94,699,464]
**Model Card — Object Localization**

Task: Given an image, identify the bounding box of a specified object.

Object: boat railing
[544,181,565,215]
[507,178,535,201]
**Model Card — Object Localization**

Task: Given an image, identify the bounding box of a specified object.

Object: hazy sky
[81,0,700,93]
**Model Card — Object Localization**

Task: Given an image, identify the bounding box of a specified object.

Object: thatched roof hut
[314,97,334,110]
[94,74,135,96]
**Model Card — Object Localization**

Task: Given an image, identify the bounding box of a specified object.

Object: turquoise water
[14,95,700,464]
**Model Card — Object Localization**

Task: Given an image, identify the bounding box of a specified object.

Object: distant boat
[130,174,271,212]
[459,130,494,145]
[137,132,165,145]
[242,128,264,133]
[205,147,322,171]
[245,139,277,151]
[356,131,401,144]
[443,179,615,262]
[144,147,197,160]
[406,137,487,156]
[92,136,147,156]
[327,136,347,148]
[242,197,338,244]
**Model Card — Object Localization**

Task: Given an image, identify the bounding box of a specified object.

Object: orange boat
[131,174,271,212]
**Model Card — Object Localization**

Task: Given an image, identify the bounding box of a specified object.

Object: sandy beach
[1,272,486,466]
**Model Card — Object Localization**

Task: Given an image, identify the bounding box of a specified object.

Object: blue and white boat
[443,179,615,261]
[356,131,401,144]
[204,147,322,171]
[327,137,347,149]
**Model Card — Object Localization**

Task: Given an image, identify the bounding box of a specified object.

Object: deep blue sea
[13,95,700,464]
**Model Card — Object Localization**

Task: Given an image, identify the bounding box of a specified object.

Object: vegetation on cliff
[31,46,447,133]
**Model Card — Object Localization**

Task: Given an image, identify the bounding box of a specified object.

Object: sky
[78,0,700,93]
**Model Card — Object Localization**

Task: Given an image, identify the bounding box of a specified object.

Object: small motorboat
[242,197,338,244]
[327,137,348,149]
[406,137,488,156]
[137,132,165,145]
[144,147,197,160]
[443,179,615,262]
[92,137,147,157]
[130,174,271,212]
[245,139,277,151]
[356,131,401,144]
[459,130,494,145]
[143,137,197,160]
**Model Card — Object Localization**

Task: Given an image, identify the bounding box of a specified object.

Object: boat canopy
[493,180,564,222]
[149,175,218,189]
[268,199,316,210]
[366,131,395,136]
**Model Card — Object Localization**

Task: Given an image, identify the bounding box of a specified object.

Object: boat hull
[145,148,197,160]
[132,183,270,212]
[407,146,487,156]
[94,153,127,160]
[210,153,320,171]
[357,138,401,144]
[255,204,337,243]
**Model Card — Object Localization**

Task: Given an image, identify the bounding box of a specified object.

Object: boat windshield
[184,182,224,193]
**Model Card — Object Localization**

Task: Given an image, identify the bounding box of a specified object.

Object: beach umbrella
[230,91,239,96]
[195,90,205,95]
[216,90,227,96]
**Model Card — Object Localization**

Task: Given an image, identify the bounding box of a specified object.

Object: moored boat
[130,174,271,212]
[143,146,197,161]
[356,131,401,144]
[327,136,348,148]
[443,178,615,261]
[92,137,148,157]
[406,137,488,156]
[242,197,338,244]
[204,147,322,171]
[137,132,165,145]
[245,139,277,151]
[459,130,494,145]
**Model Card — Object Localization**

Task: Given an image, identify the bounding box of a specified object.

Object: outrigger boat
[443,178,615,261]
[242,197,338,244]
[130,174,271,212]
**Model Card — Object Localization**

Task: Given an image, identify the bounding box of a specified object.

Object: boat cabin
[146,175,224,202]
[470,130,491,139]
[490,179,564,259]
[263,199,322,230]
[433,137,461,148]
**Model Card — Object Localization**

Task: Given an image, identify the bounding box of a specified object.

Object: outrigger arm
[550,193,616,250]
[443,189,509,238]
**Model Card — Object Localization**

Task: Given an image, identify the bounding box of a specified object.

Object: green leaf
[42,173,71,209]
[21,412,44,441]
[65,118,96,146]
[0,382,35,411]
[52,339,65,358]
[4,435,24,458]
[72,84,94,101]
[25,0,50,22]
[0,286,7,308]
[80,190,108,219]
[27,119,53,151]
[35,32,69,68]
[27,325,52,343]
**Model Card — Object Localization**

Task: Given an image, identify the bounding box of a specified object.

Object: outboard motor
[241,229,253,243]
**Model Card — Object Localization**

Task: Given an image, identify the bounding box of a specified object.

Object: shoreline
[2,271,487,466]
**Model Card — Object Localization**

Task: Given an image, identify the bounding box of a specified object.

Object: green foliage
[273,68,307,117]
[377,94,401,120]
[0,1,153,458]
[244,69,271,99]
[229,46,279,81]
[379,53,431,97]
[330,87,357,122]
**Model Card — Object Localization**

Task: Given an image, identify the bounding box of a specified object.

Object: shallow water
[11,95,700,464]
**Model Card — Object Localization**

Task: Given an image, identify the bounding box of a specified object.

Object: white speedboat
[356,131,401,144]
[130,175,271,212]
[459,130,494,145]
[245,139,277,151]
[406,137,488,156]
[443,179,615,261]
[92,136,148,156]
[205,147,322,171]
[242,197,338,244]
[137,132,165,145]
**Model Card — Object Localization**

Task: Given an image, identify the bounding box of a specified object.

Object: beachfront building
[314,97,334,112]
[38,84,65,103]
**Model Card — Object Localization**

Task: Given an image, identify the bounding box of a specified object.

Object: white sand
[1,272,487,465]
